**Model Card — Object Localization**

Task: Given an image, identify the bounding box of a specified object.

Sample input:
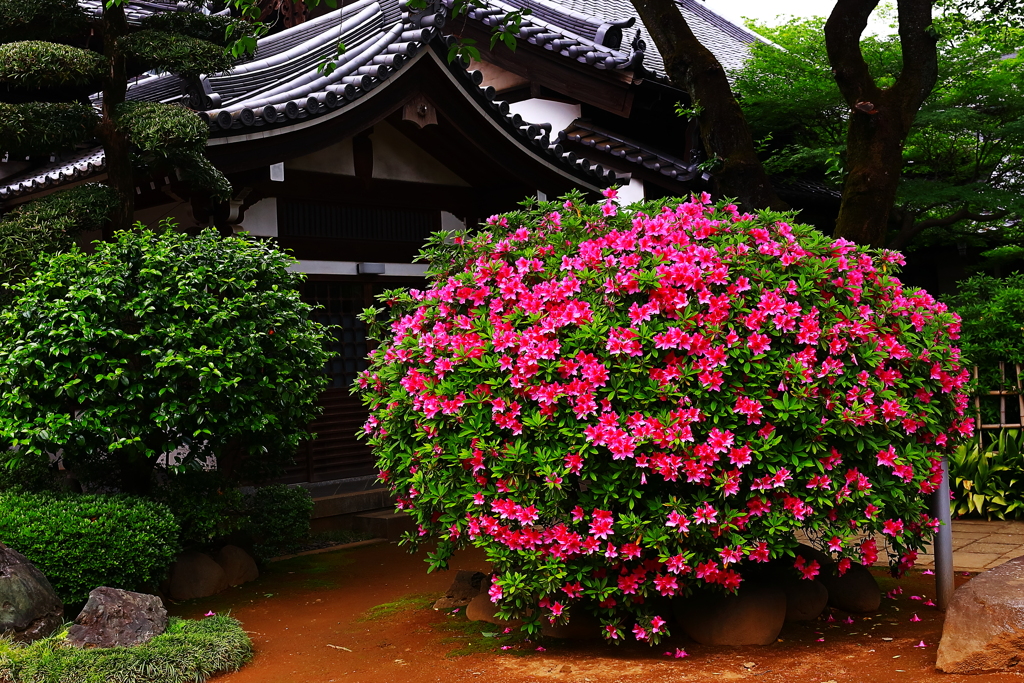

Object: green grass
[0,615,252,683]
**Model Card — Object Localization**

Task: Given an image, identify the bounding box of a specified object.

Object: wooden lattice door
[279,277,421,483]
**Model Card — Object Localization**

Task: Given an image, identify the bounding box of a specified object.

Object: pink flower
[650,615,666,633]
[536,646,546,651]
[489,582,504,603]
[601,187,619,200]
[910,614,921,622]
[204,611,216,617]
[915,640,927,648]
[882,519,905,537]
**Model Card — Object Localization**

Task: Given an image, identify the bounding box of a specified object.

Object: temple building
[0,0,782,499]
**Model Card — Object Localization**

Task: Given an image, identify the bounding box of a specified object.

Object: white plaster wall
[287,137,356,175]
[284,122,468,186]
[239,197,279,237]
[617,177,645,205]
[369,122,468,185]
[509,99,582,134]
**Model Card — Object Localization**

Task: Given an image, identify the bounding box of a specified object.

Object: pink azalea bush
[356,191,972,644]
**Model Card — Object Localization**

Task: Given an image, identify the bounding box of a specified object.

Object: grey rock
[0,543,63,643]
[674,583,786,646]
[213,545,258,587]
[66,587,167,648]
[781,578,829,621]
[166,550,229,601]
[937,555,1024,673]
[432,570,486,610]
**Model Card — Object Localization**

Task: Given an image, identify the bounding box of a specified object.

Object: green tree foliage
[943,272,1024,376]
[0,222,331,494]
[0,0,264,255]
[733,15,1024,250]
[0,184,117,307]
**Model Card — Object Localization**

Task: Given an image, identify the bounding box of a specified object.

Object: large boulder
[674,583,787,646]
[66,587,167,648]
[796,545,880,613]
[0,543,63,643]
[166,550,228,601]
[781,578,829,622]
[936,555,1024,673]
[213,545,258,587]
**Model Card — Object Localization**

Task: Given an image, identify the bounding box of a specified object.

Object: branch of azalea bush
[357,189,973,644]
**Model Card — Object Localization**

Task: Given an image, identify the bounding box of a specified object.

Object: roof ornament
[621,29,646,71]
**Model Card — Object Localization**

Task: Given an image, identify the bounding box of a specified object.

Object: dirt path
[169,542,1024,683]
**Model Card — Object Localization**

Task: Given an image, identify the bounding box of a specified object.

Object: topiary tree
[0,221,331,495]
[357,191,973,644]
[0,0,263,257]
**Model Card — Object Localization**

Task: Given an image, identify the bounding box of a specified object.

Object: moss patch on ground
[359,592,439,622]
[0,615,252,683]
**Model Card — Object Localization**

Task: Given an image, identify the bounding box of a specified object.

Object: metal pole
[931,456,955,611]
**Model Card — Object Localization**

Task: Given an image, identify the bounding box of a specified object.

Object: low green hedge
[0,493,180,604]
[0,615,252,683]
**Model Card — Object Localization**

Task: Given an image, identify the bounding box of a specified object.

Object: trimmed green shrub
[0,615,252,683]
[244,485,313,560]
[0,42,104,89]
[0,223,330,495]
[0,101,98,157]
[151,471,247,549]
[0,493,180,604]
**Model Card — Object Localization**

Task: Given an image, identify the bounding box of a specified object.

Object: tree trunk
[826,0,938,247]
[629,0,787,212]
[98,2,134,239]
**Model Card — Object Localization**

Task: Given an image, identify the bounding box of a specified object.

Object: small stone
[66,587,167,648]
[742,661,756,668]
[432,570,486,610]
[936,555,1024,673]
[560,665,572,673]
[465,576,523,626]
[167,550,229,601]
[674,583,786,646]
[0,543,63,643]
[213,545,258,587]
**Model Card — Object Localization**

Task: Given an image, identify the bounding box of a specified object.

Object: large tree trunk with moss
[629,0,787,212]
[826,0,938,246]
[97,2,134,238]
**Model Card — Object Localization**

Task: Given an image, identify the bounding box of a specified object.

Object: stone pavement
[796,519,1024,573]
[916,519,1024,572]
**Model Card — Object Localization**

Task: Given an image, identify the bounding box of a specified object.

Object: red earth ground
[169,542,1024,683]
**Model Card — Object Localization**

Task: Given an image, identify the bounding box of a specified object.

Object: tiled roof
[447,0,644,71]
[2,0,628,202]
[456,0,763,77]
[0,148,105,201]
[80,0,189,24]
[559,119,699,182]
